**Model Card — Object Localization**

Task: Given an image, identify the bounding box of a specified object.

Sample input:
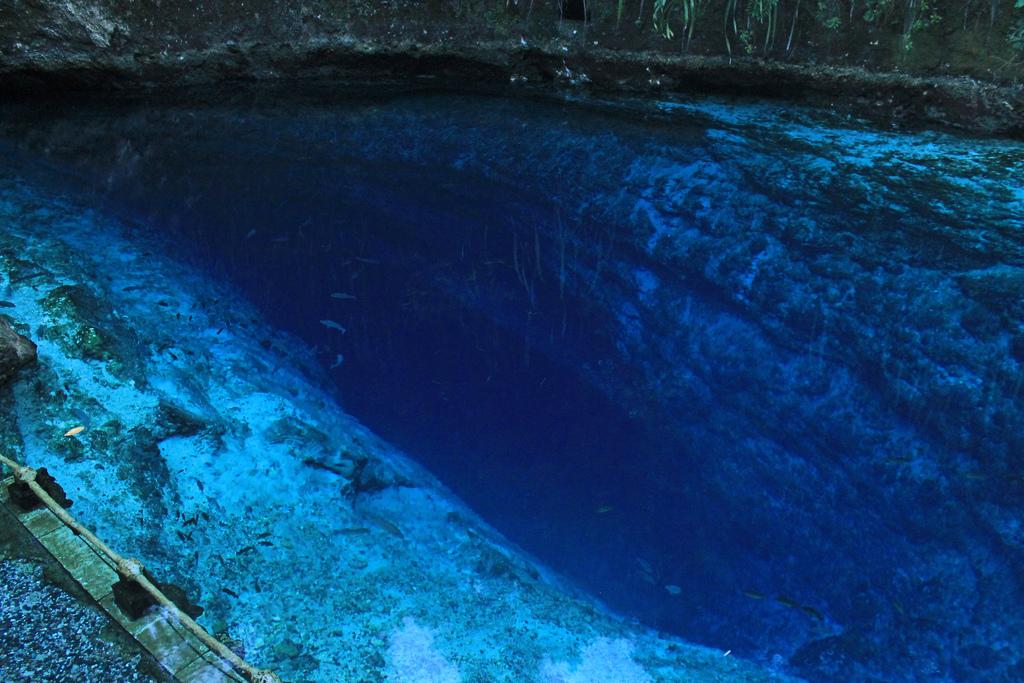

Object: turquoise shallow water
[1,91,1022,682]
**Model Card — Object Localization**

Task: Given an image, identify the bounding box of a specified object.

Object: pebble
[0,560,157,682]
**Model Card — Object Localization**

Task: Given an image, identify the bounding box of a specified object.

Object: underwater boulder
[0,317,36,387]
[36,284,143,383]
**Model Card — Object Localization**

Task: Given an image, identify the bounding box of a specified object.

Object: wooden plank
[1,475,244,683]
[99,592,216,676]
[1,476,65,537]
[19,507,65,538]
[35,525,119,601]
[175,649,241,683]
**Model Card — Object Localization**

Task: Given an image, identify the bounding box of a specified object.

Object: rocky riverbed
[1,89,1020,682]
[0,132,799,682]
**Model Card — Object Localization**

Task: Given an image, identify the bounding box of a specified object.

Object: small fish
[800,605,824,621]
[664,584,682,595]
[743,590,766,600]
[775,595,798,608]
[245,229,257,239]
[330,354,344,369]
[0,301,15,308]
[122,285,146,293]
[302,458,348,476]
[364,513,404,539]
[335,527,371,535]
[221,587,239,598]
[237,545,256,555]
[64,426,85,438]
[963,471,988,481]
[320,320,347,334]
[271,235,289,243]
[10,271,47,285]
[352,257,380,264]
[595,505,614,514]
[723,650,732,657]
[257,540,273,547]
[330,292,357,301]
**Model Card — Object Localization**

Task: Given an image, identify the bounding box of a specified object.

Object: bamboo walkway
[0,456,281,683]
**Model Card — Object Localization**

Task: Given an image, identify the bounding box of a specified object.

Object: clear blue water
[2,91,1023,682]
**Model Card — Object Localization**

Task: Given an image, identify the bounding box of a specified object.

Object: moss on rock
[36,284,145,383]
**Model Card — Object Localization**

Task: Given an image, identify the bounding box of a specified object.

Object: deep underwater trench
[111,141,737,643]
[2,92,1024,683]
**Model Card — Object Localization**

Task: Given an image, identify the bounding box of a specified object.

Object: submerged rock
[0,316,35,386]
[37,283,142,381]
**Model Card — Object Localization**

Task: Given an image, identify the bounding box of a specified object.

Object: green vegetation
[1011,0,1024,50]
[625,0,1024,60]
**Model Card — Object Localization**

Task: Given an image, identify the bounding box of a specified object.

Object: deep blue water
[2,91,1022,682]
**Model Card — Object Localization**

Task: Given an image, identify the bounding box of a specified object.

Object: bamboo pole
[0,453,281,683]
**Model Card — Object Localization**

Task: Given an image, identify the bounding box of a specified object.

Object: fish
[10,271,47,285]
[245,229,257,239]
[221,587,239,598]
[664,584,682,595]
[743,590,766,600]
[63,426,86,438]
[595,505,614,514]
[800,605,824,621]
[0,301,15,308]
[320,320,347,334]
[302,458,348,476]
[336,527,371,535]
[775,595,799,608]
[364,512,404,539]
[330,292,357,301]
[237,545,256,555]
[330,354,344,369]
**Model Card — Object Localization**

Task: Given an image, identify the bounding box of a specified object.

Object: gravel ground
[0,559,158,683]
